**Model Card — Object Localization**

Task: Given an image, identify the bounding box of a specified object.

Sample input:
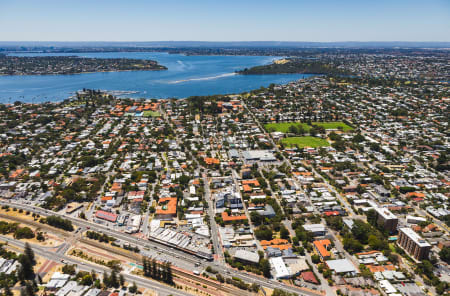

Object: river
[0,52,314,103]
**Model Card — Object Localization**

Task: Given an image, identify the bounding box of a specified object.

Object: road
[202,175,224,263]
[0,235,191,296]
[0,200,323,296]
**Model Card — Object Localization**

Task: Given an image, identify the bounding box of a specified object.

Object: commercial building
[95,210,118,223]
[234,250,260,264]
[242,150,277,163]
[374,207,398,233]
[303,224,327,237]
[270,257,290,279]
[406,215,427,225]
[325,259,358,275]
[397,227,431,261]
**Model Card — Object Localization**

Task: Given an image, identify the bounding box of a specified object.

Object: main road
[0,235,191,296]
[0,200,323,296]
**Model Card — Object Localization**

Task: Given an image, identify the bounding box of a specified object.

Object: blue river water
[0,52,313,103]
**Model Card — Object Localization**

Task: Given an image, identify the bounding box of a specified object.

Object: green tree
[439,247,450,264]
[110,270,119,288]
[259,258,271,278]
[24,243,36,266]
[119,274,125,287]
[166,262,173,284]
[311,254,321,264]
[129,282,138,293]
[4,284,13,296]
[280,225,290,239]
[272,288,297,296]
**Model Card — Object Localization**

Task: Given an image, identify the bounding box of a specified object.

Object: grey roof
[234,250,260,264]
[228,149,239,158]
[242,150,276,161]
[326,259,358,273]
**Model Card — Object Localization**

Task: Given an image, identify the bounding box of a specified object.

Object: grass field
[143,111,161,117]
[312,122,353,131]
[281,136,330,148]
[265,122,310,132]
[265,121,353,133]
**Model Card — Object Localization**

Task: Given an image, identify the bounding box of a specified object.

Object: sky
[0,0,449,42]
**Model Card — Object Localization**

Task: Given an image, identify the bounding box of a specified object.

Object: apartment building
[397,227,431,261]
[374,207,398,233]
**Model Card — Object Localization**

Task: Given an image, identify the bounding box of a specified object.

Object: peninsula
[237,58,352,76]
[0,54,167,75]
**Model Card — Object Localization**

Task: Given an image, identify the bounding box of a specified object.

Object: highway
[0,235,191,296]
[0,200,323,296]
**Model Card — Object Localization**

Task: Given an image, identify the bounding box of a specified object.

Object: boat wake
[168,72,236,84]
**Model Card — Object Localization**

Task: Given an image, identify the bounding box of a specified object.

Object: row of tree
[142,258,173,284]
[40,215,74,231]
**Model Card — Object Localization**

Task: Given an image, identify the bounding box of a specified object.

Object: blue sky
[0,0,449,41]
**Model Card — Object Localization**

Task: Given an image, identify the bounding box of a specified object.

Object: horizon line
[1,40,450,43]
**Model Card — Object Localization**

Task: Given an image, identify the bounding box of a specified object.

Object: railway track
[80,237,253,295]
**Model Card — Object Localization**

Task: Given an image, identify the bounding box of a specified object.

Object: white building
[270,257,290,279]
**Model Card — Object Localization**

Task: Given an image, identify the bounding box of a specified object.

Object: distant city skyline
[0,0,449,42]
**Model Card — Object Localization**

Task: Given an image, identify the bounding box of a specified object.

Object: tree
[151,259,157,279]
[18,255,35,282]
[102,271,110,287]
[251,283,260,292]
[352,134,365,143]
[254,225,273,240]
[80,274,93,286]
[143,258,149,276]
[439,246,450,264]
[3,284,13,296]
[259,258,271,278]
[343,236,363,253]
[165,262,173,284]
[110,270,119,288]
[43,216,74,231]
[366,209,377,226]
[119,274,125,287]
[311,254,321,264]
[22,281,35,296]
[250,212,263,226]
[368,234,387,251]
[325,216,343,231]
[14,227,35,239]
[161,262,168,283]
[62,264,76,275]
[280,225,290,239]
[351,220,372,244]
[272,288,297,296]
[36,232,45,241]
[129,282,138,293]
[24,243,36,266]
[288,124,299,135]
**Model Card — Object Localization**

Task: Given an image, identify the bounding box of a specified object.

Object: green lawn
[312,122,353,131]
[265,122,311,133]
[281,136,330,148]
[143,111,161,117]
[265,121,353,133]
